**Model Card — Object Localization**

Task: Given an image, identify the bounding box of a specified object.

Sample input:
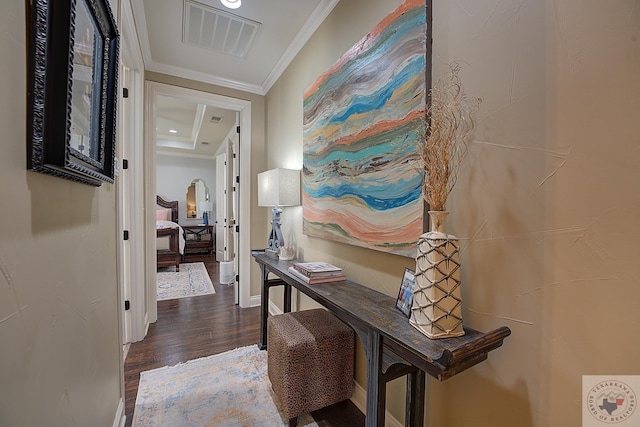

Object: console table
[252,251,511,427]
[183,225,214,255]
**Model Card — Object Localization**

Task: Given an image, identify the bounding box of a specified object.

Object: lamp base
[265,248,279,259]
[265,207,283,260]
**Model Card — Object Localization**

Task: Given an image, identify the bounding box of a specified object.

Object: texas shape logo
[586,379,637,424]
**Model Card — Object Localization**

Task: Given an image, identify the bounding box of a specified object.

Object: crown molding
[147,61,265,95]
[156,149,216,161]
[130,0,152,68]
[262,0,339,93]
[129,0,339,96]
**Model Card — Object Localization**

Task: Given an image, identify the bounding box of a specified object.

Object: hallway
[123,257,365,426]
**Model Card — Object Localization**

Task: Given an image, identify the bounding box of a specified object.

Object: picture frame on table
[395,267,415,318]
[26,0,119,186]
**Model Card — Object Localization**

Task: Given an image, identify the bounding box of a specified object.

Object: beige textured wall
[265,0,412,420]
[430,2,640,426]
[266,0,640,426]
[0,1,122,426]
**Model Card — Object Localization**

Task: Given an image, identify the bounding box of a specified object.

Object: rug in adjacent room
[132,345,318,427]
[156,262,215,301]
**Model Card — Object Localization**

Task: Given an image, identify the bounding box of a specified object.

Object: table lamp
[257,168,300,259]
[197,201,214,225]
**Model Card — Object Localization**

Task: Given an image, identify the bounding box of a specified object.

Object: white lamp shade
[257,168,300,207]
[197,201,213,212]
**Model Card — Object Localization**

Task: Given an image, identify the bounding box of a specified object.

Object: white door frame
[117,65,133,346]
[116,0,146,423]
[231,125,240,305]
[117,0,146,344]
[144,82,253,320]
[224,137,235,262]
[215,152,227,263]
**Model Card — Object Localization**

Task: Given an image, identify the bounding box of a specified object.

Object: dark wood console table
[183,225,214,255]
[252,251,511,427]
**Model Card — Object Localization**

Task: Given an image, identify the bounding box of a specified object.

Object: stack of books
[288,261,346,284]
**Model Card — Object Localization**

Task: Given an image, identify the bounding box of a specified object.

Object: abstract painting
[302,0,428,257]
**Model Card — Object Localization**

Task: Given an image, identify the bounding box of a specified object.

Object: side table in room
[182,225,214,256]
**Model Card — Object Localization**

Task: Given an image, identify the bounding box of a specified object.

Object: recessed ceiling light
[169,129,177,134]
[220,0,241,9]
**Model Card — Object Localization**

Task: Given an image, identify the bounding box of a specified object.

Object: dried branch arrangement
[419,63,481,211]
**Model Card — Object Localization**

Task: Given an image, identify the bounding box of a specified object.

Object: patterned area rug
[157,262,215,301]
[132,345,318,426]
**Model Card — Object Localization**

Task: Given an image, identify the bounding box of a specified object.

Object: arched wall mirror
[186,179,210,219]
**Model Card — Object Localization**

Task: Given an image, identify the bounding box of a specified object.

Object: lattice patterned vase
[410,211,465,339]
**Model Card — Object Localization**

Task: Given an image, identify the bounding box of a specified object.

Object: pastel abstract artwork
[302,0,428,257]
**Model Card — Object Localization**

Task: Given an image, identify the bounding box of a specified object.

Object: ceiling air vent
[183,0,260,59]
[210,115,223,124]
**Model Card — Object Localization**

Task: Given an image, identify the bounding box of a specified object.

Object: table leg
[365,331,385,427]
[284,284,292,313]
[258,265,269,350]
[405,369,425,427]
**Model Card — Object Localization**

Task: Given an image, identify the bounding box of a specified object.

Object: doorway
[143,82,252,326]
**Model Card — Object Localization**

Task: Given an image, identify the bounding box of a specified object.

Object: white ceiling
[133,0,339,158]
[132,0,339,95]
[155,95,238,158]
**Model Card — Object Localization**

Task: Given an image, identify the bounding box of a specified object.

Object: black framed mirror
[26,0,119,186]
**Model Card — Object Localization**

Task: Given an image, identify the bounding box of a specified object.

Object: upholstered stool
[267,308,354,427]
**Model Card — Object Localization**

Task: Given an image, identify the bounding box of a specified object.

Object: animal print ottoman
[267,309,354,427]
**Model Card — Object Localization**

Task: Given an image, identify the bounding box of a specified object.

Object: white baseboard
[269,299,283,315]
[351,382,403,427]
[112,398,126,427]
[122,342,131,360]
[249,294,262,307]
[144,312,150,336]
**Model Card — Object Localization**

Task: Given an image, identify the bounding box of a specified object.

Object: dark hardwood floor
[123,254,365,426]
